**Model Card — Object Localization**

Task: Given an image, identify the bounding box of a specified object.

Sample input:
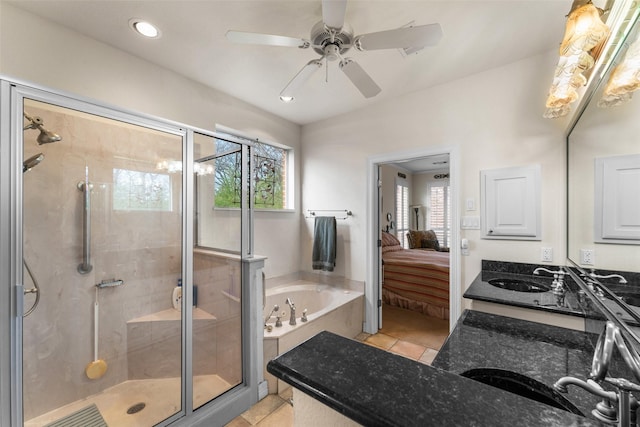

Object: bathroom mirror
[567,10,640,276]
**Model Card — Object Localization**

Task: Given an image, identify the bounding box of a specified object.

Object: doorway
[365,147,461,341]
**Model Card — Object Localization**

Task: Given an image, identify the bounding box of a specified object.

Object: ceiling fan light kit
[226,0,442,101]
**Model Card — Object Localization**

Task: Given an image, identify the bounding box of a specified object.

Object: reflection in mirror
[568,11,640,275]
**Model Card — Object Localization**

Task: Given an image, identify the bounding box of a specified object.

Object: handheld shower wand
[23,112,62,145]
[264,304,280,326]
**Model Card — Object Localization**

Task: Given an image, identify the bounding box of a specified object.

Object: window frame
[395,177,410,248]
[213,129,294,212]
[427,180,451,248]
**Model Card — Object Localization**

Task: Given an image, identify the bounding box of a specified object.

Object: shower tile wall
[22,101,183,420]
[193,251,242,387]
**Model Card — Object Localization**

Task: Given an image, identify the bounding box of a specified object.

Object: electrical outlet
[541,247,553,262]
[580,249,595,265]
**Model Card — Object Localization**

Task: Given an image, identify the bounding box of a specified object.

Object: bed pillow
[407,230,440,250]
[381,232,404,253]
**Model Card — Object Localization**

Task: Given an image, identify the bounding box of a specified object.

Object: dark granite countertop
[464,260,590,317]
[267,325,601,426]
[433,310,601,420]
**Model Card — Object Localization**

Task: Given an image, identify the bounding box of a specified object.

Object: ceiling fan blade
[226,30,310,48]
[355,23,443,51]
[322,0,347,30]
[339,58,381,98]
[280,60,323,99]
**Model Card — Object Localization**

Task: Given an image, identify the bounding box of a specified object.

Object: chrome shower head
[23,112,62,145]
[23,153,44,173]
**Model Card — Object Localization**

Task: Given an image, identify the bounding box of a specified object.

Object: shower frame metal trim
[0,78,21,427]
[0,76,262,427]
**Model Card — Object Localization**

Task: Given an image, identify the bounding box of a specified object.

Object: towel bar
[305,209,352,220]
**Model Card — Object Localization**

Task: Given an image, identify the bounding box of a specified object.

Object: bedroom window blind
[428,181,451,248]
[396,180,410,247]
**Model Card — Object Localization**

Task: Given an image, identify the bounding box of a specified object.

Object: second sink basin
[460,368,583,416]
[487,278,551,293]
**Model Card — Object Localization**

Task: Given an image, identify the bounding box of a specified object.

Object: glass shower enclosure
[0,79,261,426]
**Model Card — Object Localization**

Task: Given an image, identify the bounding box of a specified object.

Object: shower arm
[77,167,93,274]
[23,112,42,130]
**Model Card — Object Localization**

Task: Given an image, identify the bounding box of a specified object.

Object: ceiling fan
[226,0,443,101]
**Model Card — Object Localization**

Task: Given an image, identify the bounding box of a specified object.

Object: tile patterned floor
[225,304,449,426]
[26,375,232,427]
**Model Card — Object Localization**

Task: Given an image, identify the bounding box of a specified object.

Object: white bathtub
[264,283,361,337]
[262,280,364,393]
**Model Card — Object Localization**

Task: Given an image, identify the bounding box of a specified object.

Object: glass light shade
[544,1,609,118]
[560,3,610,54]
[598,35,640,107]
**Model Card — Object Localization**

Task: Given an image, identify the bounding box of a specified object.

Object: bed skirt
[382,288,449,320]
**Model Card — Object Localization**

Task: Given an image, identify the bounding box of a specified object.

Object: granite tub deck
[267,325,601,426]
[464,260,594,317]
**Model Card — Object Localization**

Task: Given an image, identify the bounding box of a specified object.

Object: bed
[381,231,450,319]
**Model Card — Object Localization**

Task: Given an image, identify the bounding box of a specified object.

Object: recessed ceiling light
[129,18,160,38]
[279,96,294,103]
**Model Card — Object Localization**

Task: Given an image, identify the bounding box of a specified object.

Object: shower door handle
[77,167,93,274]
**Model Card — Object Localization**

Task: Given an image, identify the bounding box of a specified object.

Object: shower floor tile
[25,375,232,427]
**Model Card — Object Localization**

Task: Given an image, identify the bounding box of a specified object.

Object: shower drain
[126,402,146,415]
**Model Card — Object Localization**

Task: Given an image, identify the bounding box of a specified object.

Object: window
[396,178,410,247]
[427,180,450,247]
[113,168,172,211]
[253,143,288,209]
[213,134,292,210]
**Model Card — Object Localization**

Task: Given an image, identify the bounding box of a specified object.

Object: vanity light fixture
[544,0,610,118]
[129,18,160,39]
[598,31,640,107]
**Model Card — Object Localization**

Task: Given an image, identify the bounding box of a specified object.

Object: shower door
[20,95,187,426]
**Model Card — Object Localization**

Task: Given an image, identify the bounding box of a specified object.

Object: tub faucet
[590,269,628,284]
[286,298,296,326]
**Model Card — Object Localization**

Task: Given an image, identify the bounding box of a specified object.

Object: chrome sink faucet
[533,267,566,277]
[554,322,640,426]
[533,267,566,306]
[590,269,628,284]
[286,297,296,326]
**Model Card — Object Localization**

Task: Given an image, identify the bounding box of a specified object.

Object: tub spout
[286,298,296,325]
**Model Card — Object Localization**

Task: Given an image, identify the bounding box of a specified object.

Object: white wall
[300,50,570,305]
[0,3,302,279]
[1,2,575,301]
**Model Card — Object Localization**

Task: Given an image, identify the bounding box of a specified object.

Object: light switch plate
[466,198,476,211]
[461,216,480,230]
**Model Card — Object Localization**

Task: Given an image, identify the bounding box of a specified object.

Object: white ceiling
[390,154,450,173]
[8,0,571,125]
